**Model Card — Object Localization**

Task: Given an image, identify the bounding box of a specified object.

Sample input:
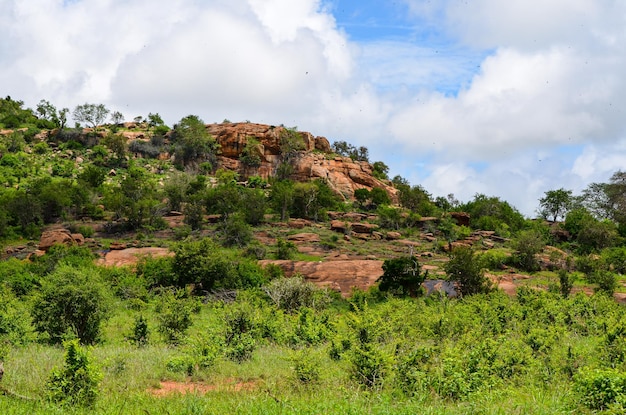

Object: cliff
[208,122,397,201]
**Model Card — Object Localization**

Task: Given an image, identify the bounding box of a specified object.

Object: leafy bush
[129,315,149,347]
[575,368,626,410]
[155,290,195,345]
[291,350,321,384]
[217,214,253,248]
[263,275,330,312]
[275,238,297,260]
[224,303,258,362]
[445,246,492,296]
[377,256,425,297]
[0,285,35,345]
[46,340,102,407]
[32,265,112,344]
[511,229,545,272]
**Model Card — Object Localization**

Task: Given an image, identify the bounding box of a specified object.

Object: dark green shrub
[217,214,252,248]
[275,238,297,260]
[511,229,545,272]
[32,265,111,344]
[445,246,492,296]
[291,350,321,384]
[558,269,575,298]
[129,315,149,347]
[0,285,35,345]
[224,303,258,362]
[377,256,425,297]
[46,340,101,407]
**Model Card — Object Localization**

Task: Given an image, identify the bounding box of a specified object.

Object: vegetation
[5,96,626,413]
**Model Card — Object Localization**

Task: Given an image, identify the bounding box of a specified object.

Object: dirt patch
[148,378,257,396]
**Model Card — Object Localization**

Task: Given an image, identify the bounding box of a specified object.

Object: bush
[32,265,112,344]
[129,315,149,347]
[377,256,425,297]
[46,340,102,407]
[511,230,545,272]
[445,246,492,296]
[291,350,321,384]
[263,275,330,312]
[156,290,195,345]
[575,368,626,410]
[224,303,258,363]
[0,285,35,345]
[275,238,297,260]
[217,214,253,248]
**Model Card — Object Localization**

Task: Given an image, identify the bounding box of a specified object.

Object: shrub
[377,256,425,297]
[0,285,35,345]
[46,340,102,407]
[217,214,253,248]
[129,315,149,347]
[575,368,626,410]
[444,246,492,296]
[511,229,545,272]
[32,265,112,344]
[558,269,575,298]
[224,303,258,363]
[275,238,297,260]
[156,290,194,345]
[291,350,321,384]
[263,275,330,312]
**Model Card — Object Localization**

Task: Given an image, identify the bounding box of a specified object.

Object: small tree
[445,246,491,296]
[377,256,425,297]
[110,110,124,125]
[46,340,101,407]
[73,103,109,130]
[511,230,545,272]
[33,265,112,344]
[538,188,573,222]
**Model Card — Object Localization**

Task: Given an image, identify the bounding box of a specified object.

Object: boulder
[287,233,321,243]
[351,223,379,234]
[38,229,74,251]
[450,212,471,227]
[330,220,351,234]
[259,259,384,296]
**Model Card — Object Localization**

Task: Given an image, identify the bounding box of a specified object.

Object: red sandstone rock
[38,229,74,251]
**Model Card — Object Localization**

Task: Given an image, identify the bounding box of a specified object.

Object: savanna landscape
[3,97,626,414]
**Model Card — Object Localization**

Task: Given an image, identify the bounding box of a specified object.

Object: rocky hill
[208,122,396,201]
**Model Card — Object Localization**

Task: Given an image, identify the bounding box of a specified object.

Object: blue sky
[2,0,626,216]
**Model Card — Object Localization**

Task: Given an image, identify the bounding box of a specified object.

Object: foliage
[558,269,575,298]
[171,115,220,168]
[223,302,258,362]
[460,193,525,234]
[538,188,573,222]
[277,127,305,179]
[445,246,492,296]
[371,161,389,180]
[377,256,425,297]
[575,368,626,410]
[46,340,101,407]
[129,315,149,347]
[72,103,109,129]
[263,275,330,312]
[32,265,112,344]
[155,290,194,345]
[331,140,369,162]
[0,285,35,345]
[270,180,294,221]
[217,213,253,248]
[511,229,545,272]
[240,137,263,168]
[275,238,297,260]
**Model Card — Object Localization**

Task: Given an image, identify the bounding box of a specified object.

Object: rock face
[207,122,396,201]
[260,259,384,296]
[38,229,84,251]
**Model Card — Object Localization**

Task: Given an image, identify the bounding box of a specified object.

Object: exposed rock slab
[259,259,384,296]
[97,247,172,267]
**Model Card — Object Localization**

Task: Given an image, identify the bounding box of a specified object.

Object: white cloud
[2,0,626,217]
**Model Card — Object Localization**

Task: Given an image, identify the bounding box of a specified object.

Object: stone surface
[205,122,396,201]
[259,259,384,296]
[98,247,172,267]
[287,233,321,243]
[38,229,75,251]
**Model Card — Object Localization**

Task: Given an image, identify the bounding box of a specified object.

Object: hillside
[4,98,626,413]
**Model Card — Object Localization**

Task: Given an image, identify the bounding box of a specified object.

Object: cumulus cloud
[2,0,626,215]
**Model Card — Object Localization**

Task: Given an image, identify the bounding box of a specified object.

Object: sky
[2,0,626,216]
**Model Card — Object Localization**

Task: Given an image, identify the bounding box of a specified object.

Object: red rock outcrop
[207,122,396,201]
[259,259,384,296]
[38,229,84,251]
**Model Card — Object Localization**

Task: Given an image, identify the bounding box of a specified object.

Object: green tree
[172,115,220,168]
[538,188,573,222]
[109,110,124,125]
[240,137,263,168]
[33,265,112,344]
[72,103,109,130]
[445,246,492,296]
[277,127,305,179]
[511,230,545,272]
[377,256,425,297]
[371,161,389,180]
[270,180,295,221]
[46,340,101,407]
